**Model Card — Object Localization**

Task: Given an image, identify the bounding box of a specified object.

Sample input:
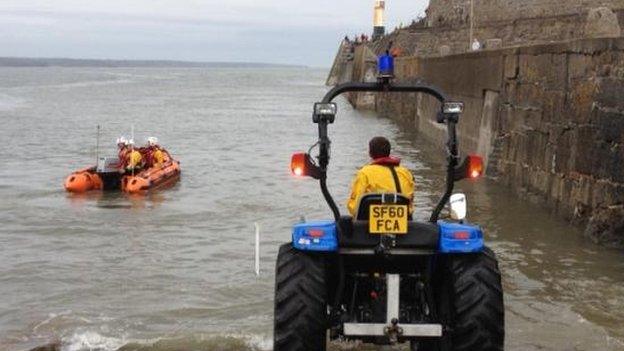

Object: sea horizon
[0,56,313,69]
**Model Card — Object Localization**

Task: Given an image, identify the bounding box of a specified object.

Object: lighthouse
[373,0,386,41]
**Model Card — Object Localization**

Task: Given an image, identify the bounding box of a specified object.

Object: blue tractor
[273,54,504,351]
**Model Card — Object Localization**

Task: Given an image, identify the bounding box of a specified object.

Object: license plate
[369,205,408,234]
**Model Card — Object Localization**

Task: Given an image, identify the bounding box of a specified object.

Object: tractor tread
[446,246,505,351]
[273,244,327,351]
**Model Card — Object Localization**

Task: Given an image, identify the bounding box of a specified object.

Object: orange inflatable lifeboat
[64,167,104,193]
[121,159,181,194]
[64,154,181,194]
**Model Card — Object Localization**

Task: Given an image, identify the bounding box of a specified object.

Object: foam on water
[58,332,271,351]
[62,332,126,351]
[0,92,25,111]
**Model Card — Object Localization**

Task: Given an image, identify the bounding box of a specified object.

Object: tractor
[273,53,504,351]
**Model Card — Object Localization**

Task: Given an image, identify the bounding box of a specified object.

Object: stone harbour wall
[340,38,624,247]
[371,0,624,57]
[426,0,624,28]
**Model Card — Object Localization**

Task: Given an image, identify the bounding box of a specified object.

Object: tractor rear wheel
[273,244,328,351]
[432,246,505,351]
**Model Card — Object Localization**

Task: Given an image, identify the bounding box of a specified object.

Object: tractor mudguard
[438,220,484,253]
[292,220,338,252]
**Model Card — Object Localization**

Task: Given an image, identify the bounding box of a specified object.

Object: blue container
[438,221,484,253]
[378,54,394,76]
[292,220,338,252]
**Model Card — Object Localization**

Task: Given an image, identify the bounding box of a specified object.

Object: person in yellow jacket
[347,136,415,216]
[146,136,166,168]
[123,139,144,173]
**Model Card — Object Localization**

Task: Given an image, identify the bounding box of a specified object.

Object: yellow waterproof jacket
[347,157,415,216]
[152,149,165,167]
[127,150,144,169]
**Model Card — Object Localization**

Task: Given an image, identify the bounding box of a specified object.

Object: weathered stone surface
[585,205,624,247]
[371,0,624,58]
[345,37,624,248]
[585,7,622,38]
[485,39,503,50]
[439,45,451,56]
[504,54,519,79]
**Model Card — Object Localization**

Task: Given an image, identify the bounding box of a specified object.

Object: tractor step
[342,323,442,337]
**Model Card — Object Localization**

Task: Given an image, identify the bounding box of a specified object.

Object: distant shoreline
[0,56,306,68]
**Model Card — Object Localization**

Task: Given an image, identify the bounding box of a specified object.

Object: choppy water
[0,67,623,351]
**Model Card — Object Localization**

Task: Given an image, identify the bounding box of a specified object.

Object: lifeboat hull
[64,167,104,193]
[122,160,181,194]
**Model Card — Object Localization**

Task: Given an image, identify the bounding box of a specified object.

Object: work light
[313,102,337,123]
[443,102,464,114]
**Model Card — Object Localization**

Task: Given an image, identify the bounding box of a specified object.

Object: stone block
[439,45,451,56]
[573,126,598,175]
[550,175,565,204]
[596,109,624,143]
[554,128,574,174]
[515,83,544,108]
[585,205,624,247]
[590,141,624,182]
[571,175,593,209]
[585,7,622,39]
[516,107,544,131]
[518,53,567,89]
[498,104,514,134]
[504,54,519,79]
[568,79,599,123]
[485,38,503,50]
[595,77,624,110]
[568,54,592,79]
[541,91,566,124]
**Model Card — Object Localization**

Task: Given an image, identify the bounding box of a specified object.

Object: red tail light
[290,153,322,179]
[307,229,325,238]
[467,155,484,179]
[453,231,471,240]
[291,153,306,177]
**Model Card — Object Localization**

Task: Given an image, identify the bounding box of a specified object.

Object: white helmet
[127,139,135,147]
[147,136,158,146]
[116,136,128,146]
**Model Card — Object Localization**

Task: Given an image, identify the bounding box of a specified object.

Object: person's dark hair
[369,136,391,159]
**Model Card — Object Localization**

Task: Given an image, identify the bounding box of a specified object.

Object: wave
[25,332,272,351]
[43,78,134,90]
[28,332,401,351]
[0,93,25,111]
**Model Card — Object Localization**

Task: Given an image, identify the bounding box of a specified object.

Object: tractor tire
[273,243,328,351]
[434,246,505,351]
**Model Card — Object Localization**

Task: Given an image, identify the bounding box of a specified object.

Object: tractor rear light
[453,231,471,240]
[454,154,484,181]
[438,221,484,253]
[307,229,325,238]
[291,153,306,177]
[290,152,322,179]
[292,220,338,252]
[467,155,483,179]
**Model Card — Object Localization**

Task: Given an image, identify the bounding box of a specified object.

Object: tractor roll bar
[315,81,456,223]
[321,82,447,104]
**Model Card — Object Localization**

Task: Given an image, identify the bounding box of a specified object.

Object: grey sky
[0,0,429,66]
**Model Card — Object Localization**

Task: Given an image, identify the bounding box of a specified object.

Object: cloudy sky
[0,0,429,67]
